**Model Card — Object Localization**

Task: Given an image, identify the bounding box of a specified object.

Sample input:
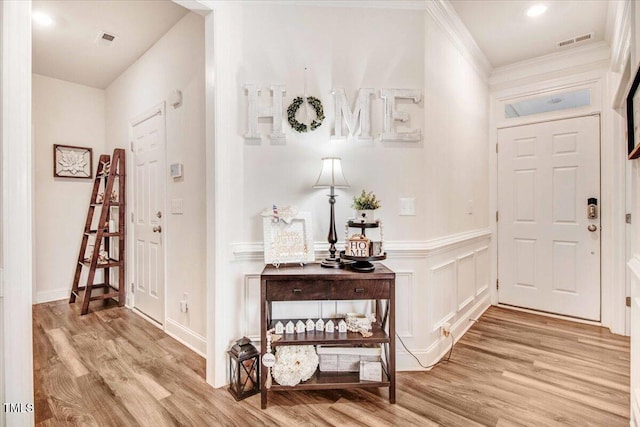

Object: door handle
[153,225,162,233]
[588,224,597,232]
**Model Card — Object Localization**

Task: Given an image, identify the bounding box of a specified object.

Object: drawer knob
[354,288,365,293]
[292,288,302,293]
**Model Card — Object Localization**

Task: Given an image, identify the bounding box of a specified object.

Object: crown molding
[490,41,611,88]
[231,228,492,261]
[606,0,631,73]
[424,0,492,80]
[197,0,429,9]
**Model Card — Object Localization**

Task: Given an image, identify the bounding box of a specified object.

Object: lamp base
[320,257,344,268]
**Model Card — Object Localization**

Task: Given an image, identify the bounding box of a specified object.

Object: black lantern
[228,336,260,401]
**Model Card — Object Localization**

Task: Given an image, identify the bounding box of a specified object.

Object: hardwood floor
[33,302,629,426]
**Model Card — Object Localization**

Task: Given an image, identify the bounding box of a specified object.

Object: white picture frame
[263,210,314,266]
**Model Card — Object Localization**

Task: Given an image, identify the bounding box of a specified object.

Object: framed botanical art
[626,64,640,159]
[53,144,93,178]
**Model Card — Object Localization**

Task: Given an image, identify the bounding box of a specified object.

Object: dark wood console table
[260,263,395,409]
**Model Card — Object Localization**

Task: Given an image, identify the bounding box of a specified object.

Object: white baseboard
[396,294,490,371]
[35,288,69,304]
[165,318,206,357]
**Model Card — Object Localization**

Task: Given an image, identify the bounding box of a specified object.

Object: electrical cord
[395,331,455,369]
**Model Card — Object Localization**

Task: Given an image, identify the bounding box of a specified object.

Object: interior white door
[498,115,600,320]
[131,107,166,324]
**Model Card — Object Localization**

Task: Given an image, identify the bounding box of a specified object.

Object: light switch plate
[171,198,184,214]
[170,162,183,178]
[399,198,416,216]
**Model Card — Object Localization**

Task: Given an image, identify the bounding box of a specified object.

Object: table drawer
[329,280,390,299]
[266,280,329,301]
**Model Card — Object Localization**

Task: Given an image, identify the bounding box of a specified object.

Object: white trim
[203,7,217,388]
[209,1,237,389]
[395,271,414,338]
[35,288,68,304]
[424,0,492,80]
[496,304,603,327]
[164,318,207,357]
[606,0,631,73]
[201,0,431,10]
[232,228,492,261]
[2,1,34,425]
[633,388,640,427]
[0,268,3,298]
[490,42,611,89]
[628,254,640,282]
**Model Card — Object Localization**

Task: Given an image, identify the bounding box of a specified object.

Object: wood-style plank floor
[33,302,630,426]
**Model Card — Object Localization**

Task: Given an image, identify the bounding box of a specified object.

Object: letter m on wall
[331,88,374,141]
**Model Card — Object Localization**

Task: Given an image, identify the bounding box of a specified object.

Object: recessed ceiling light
[32,11,54,27]
[526,4,548,17]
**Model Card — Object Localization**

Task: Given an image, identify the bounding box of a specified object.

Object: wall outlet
[441,322,451,337]
[180,292,188,313]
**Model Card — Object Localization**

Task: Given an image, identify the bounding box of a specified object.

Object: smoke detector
[95,31,117,47]
[556,32,594,49]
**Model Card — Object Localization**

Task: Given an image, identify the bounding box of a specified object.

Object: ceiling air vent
[95,31,117,47]
[556,32,594,49]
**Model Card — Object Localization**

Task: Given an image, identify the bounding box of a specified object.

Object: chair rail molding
[231,228,492,261]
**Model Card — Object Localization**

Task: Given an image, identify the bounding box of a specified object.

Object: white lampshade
[313,157,349,188]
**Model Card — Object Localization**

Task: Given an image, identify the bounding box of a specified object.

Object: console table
[260,263,395,409]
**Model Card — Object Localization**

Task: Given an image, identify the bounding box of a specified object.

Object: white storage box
[316,345,381,372]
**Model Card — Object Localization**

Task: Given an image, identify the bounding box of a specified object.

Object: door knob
[587,224,597,232]
[156,211,162,219]
[153,225,162,233]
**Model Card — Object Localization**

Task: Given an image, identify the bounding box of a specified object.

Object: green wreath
[287,96,325,133]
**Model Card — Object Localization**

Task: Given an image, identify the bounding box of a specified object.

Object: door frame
[495,113,602,321]
[490,69,628,334]
[127,102,168,327]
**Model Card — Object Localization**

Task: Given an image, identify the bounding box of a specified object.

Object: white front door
[131,105,166,324]
[498,115,601,321]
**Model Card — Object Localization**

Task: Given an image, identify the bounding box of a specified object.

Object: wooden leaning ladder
[70,148,126,315]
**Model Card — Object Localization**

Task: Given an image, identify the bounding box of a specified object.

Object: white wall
[209,3,491,386]
[32,74,106,303]
[105,12,206,353]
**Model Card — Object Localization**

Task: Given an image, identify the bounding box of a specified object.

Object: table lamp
[314,157,350,268]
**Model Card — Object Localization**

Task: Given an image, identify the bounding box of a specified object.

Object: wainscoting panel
[242,275,261,340]
[395,271,414,338]
[475,246,490,295]
[430,260,457,332]
[457,252,475,311]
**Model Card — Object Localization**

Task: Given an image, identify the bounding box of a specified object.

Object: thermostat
[170,162,183,178]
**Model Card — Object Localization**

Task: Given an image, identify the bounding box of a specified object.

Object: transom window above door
[505,88,591,119]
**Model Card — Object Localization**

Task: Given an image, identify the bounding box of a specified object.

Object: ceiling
[32,0,189,89]
[449,0,609,68]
